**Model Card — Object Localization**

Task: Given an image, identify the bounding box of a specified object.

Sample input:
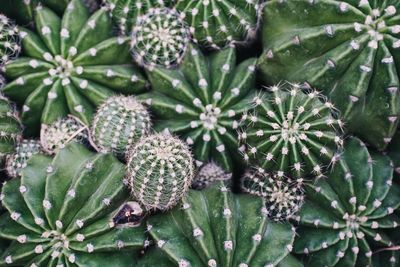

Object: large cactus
[294,137,400,267]
[2,0,147,136]
[258,0,400,150]
[0,142,146,266]
[0,14,21,66]
[141,45,257,171]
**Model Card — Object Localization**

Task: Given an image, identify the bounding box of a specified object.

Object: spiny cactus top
[126,133,194,211]
[0,143,146,266]
[175,0,261,49]
[258,0,400,151]
[294,137,400,267]
[0,96,22,163]
[141,46,257,171]
[192,162,232,190]
[2,0,147,136]
[6,139,41,178]
[239,83,343,179]
[0,14,20,66]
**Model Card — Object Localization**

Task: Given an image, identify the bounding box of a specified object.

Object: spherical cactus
[192,162,232,190]
[40,115,89,154]
[175,0,261,49]
[131,8,190,69]
[90,95,152,158]
[0,14,20,65]
[258,0,400,151]
[293,137,400,267]
[0,143,146,266]
[126,133,194,211]
[140,45,257,171]
[2,0,147,136]
[239,82,343,179]
[5,139,41,178]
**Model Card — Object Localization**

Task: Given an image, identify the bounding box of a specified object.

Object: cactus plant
[192,162,231,190]
[258,0,400,150]
[141,46,257,171]
[239,82,343,179]
[2,0,147,136]
[126,132,194,211]
[6,139,41,178]
[0,142,146,266]
[0,14,20,66]
[388,131,400,181]
[175,0,261,49]
[90,95,151,158]
[293,137,400,267]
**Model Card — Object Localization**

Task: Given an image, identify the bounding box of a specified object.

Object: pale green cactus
[0,14,20,66]
[5,139,42,178]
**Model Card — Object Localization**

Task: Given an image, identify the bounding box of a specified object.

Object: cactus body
[6,139,41,178]
[239,83,343,179]
[90,95,151,158]
[192,162,231,190]
[294,137,400,267]
[258,0,400,150]
[126,133,194,211]
[0,14,20,66]
[0,143,146,266]
[141,46,257,171]
[2,0,147,136]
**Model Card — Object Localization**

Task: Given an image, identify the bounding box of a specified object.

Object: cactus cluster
[0,14,20,66]
[192,162,232,190]
[6,139,41,178]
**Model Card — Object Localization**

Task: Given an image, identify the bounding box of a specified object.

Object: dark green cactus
[2,0,147,136]
[5,139,42,178]
[0,142,146,266]
[192,162,232,190]
[0,14,21,66]
[258,0,400,151]
[372,250,400,267]
[294,137,400,267]
[141,45,257,171]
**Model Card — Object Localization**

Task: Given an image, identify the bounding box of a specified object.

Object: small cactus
[0,14,20,66]
[6,139,41,178]
[90,95,152,158]
[192,162,232,190]
[126,132,194,211]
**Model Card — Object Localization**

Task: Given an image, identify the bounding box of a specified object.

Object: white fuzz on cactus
[0,14,20,65]
[192,162,232,190]
[5,139,41,177]
[126,132,194,211]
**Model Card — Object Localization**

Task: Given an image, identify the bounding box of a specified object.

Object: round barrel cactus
[192,162,231,190]
[0,14,20,66]
[6,139,41,178]
[239,82,343,179]
[294,137,400,267]
[258,0,400,151]
[2,0,147,136]
[141,45,257,171]
[0,143,146,266]
[126,133,194,211]
[90,95,152,158]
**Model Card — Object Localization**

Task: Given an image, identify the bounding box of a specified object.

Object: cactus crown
[0,14,20,65]
[192,162,232,190]
[6,139,41,178]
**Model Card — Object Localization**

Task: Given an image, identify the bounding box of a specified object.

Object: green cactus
[239,82,343,179]
[141,46,257,171]
[6,139,42,178]
[192,162,232,190]
[2,0,147,136]
[258,0,400,150]
[0,142,146,266]
[137,181,303,267]
[126,132,194,211]
[0,14,21,66]
[175,0,261,49]
[388,131,400,181]
[293,137,400,267]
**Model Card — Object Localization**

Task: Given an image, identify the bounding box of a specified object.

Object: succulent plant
[6,139,41,178]
[141,46,257,171]
[126,133,194,211]
[239,82,343,179]
[0,142,146,266]
[192,162,231,190]
[175,0,261,49]
[40,115,89,155]
[293,137,400,267]
[258,0,400,150]
[2,0,147,136]
[90,95,151,158]
[0,14,20,66]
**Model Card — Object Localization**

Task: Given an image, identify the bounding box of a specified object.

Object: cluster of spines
[5,139,41,177]
[0,95,22,160]
[192,162,232,190]
[0,14,20,65]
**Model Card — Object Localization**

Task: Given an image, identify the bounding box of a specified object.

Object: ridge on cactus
[0,143,146,266]
[6,139,41,178]
[192,161,232,190]
[294,137,400,267]
[239,82,344,179]
[2,0,147,136]
[126,132,194,211]
[90,95,152,158]
[140,45,257,171]
[0,14,20,66]
[258,0,400,150]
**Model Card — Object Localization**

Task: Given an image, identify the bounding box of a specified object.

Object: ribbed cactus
[0,143,146,266]
[258,0,400,150]
[90,95,152,158]
[126,133,194,211]
[137,181,302,267]
[141,46,257,171]
[192,162,232,190]
[239,82,343,179]
[2,0,147,136]
[0,14,20,66]
[294,137,400,267]
[6,139,41,178]
[175,0,261,49]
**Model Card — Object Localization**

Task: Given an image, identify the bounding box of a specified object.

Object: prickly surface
[192,162,232,190]
[0,14,20,66]
[259,0,400,150]
[140,45,257,171]
[2,0,147,136]
[0,143,146,266]
[294,137,400,267]
[239,82,343,179]
[6,139,41,178]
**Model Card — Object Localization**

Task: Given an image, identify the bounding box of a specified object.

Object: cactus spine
[192,162,232,190]
[6,139,41,178]
[0,14,20,66]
